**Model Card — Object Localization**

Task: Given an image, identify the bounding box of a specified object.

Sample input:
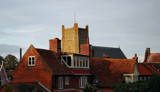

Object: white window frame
[61,55,72,68]
[0,77,4,85]
[65,76,69,85]
[28,56,35,66]
[79,76,87,88]
[61,55,90,68]
[58,77,63,89]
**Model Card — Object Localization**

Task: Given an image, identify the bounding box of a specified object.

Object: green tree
[84,83,97,92]
[112,74,160,92]
[4,54,18,70]
[148,73,160,92]
[32,87,38,92]
[4,85,12,92]
[0,55,4,63]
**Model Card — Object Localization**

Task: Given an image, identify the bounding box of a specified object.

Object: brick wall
[54,76,89,89]
[80,44,90,56]
[13,47,53,90]
[49,38,61,56]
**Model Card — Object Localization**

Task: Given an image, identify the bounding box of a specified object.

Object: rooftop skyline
[0,0,160,62]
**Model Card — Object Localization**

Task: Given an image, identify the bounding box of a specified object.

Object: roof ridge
[93,46,119,49]
[35,48,50,51]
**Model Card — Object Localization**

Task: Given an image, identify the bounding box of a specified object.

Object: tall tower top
[61,23,89,54]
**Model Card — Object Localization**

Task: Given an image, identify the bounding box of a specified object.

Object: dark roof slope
[90,57,136,87]
[9,82,48,92]
[144,63,160,74]
[92,46,127,59]
[149,63,160,70]
[36,48,72,75]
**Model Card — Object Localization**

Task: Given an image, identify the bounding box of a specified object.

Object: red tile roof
[147,53,160,63]
[145,63,160,74]
[36,48,72,75]
[7,82,49,92]
[138,63,152,75]
[90,57,136,87]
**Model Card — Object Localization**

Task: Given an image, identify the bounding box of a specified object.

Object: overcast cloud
[0,0,160,62]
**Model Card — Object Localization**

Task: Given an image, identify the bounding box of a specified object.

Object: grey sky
[0,0,160,62]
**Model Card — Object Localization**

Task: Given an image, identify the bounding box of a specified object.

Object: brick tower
[61,23,89,55]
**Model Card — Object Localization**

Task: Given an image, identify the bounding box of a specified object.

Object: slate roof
[36,48,72,75]
[147,53,160,63]
[92,46,127,59]
[90,57,136,87]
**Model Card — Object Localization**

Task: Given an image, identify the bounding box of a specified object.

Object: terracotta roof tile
[147,53,160,63]
[8,82,48,92]
[145,63,160,74]
[90,58,136,87]
[138,63,152,75]
[36,48,72,75]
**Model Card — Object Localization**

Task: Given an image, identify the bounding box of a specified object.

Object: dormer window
[61,54,89,68]
[28,56,35,66]
[62,56,71,67]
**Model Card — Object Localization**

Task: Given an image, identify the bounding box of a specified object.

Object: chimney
[20,48,22,60]
[49,38,61,56]
[87,37,89,44]
[144,48,150,62]
[132,53,138,62]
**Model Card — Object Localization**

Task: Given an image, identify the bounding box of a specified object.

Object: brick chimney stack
[20,48,22,61]
[144,48,150,62]
[49,38,61,56]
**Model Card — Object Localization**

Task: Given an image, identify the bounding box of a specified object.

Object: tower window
[28,56,35,66]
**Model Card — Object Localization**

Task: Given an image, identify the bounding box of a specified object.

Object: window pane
[86,60,88,67]
[79,77,81,87]
[67,56,71,66]
[29,60,31,65]
[62,57,66,63]
[32,57,35,61]
[83,59,85,67]
[77,57,79,67]
[74,57,77,67]
[79,61,82,67]
[29,57,31,61]
[32,60,35,65]
[65,77,69,85]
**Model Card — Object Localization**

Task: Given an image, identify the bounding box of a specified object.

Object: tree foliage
[83,83,97,92]
[112,73,160,92]
[4,54,18,70]
[0,55,4,63]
